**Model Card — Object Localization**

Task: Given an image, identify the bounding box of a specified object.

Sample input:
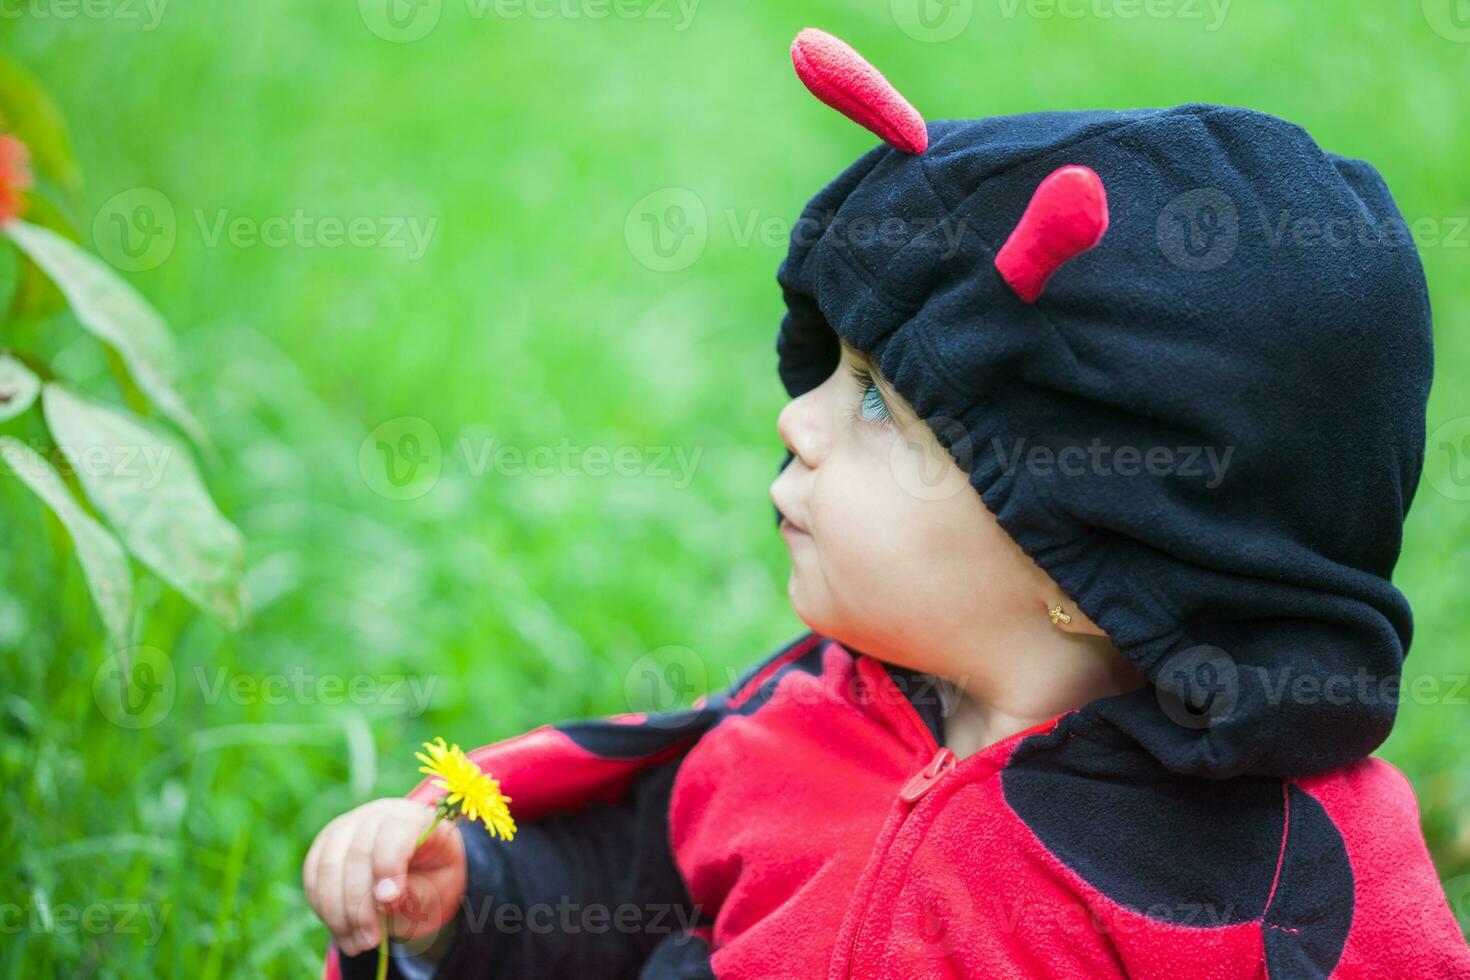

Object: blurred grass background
[1,0,1467,973]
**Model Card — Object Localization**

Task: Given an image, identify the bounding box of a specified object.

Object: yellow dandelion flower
[415,737,517,842]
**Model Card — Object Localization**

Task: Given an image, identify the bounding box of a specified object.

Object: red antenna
[994,165,1109,303]
[791,28,928,154]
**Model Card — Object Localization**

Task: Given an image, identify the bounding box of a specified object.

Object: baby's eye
[860,382,892,423]
[845,359,893,426]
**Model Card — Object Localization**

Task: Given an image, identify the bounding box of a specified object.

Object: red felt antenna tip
[791,28,928,155]
[994,165,1109,303]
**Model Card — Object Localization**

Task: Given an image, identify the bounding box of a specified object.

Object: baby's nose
[777,391,826,469]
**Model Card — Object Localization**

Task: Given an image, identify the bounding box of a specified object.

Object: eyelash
[845,362,893,426]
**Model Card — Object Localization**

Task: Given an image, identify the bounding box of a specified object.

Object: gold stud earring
[1048,604,1072,627]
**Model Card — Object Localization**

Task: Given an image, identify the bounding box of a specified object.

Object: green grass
[2,0,1468,974]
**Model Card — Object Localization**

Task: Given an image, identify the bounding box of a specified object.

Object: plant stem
[375,812,447,980]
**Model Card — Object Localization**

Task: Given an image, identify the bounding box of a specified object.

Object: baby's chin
[784,584,890,664]
[784,570,838,640]
[784,571,819,629]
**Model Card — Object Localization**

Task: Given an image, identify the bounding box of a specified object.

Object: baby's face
[770,340,1056,677]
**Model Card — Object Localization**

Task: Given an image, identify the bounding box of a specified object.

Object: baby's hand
[303,799,467,957]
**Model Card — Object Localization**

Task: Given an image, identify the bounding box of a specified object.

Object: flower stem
[416,813,444,849]
[375,812,447,980]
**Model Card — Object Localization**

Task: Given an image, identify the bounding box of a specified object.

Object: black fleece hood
[774,104,1434,780]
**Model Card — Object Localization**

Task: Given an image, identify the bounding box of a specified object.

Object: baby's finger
[302,817,331,906]
[370,808,438,909]
[315,818,361,952]
[303,814,344,925]
[342,820,382,954]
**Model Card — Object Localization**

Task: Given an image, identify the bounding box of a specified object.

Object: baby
[306,28,1470,978]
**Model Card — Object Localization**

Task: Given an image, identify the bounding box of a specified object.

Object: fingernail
[374,878,399,902]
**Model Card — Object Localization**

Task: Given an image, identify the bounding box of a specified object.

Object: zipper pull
[899,747,957,804]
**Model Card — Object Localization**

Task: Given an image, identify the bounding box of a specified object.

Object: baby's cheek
[816,446,911,538]
[826,482,931,585]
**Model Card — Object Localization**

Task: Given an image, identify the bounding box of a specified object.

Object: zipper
[883,657,955,804]
[899,746,958,803]
[837,654,1067,976]
[840,660,959,975]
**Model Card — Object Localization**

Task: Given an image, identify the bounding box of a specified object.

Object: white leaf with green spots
[41,384,244,629]
[0,352,40,422]
[0,435,133,650]
[6,220,208,448]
